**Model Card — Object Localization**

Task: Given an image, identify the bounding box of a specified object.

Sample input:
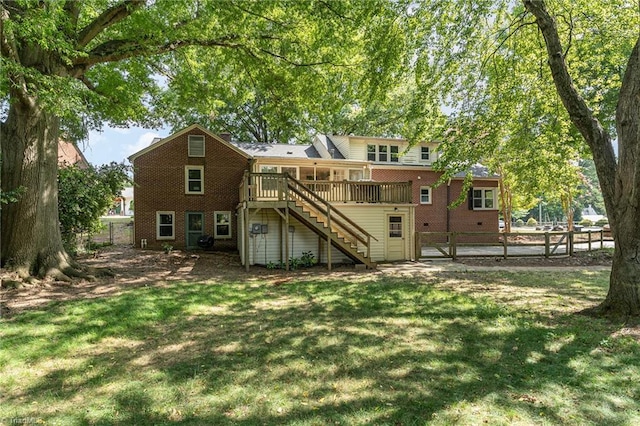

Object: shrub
[526,217,538,226]
[515,219,525,227]
[595,218,609,227]
[580,218,594,227]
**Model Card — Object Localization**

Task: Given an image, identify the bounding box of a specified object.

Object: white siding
[403,145,420,164]
[334,204,413,262]
[348,138,369,162]
[247,211,351,265]
[330,135,351,159]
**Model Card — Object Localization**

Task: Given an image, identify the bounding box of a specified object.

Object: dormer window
[188,135,205,157]
[390,146,399,162]
[421,146,430,161]
[367,144,400,163]
[378,145,388,162]
[367,144,376,161]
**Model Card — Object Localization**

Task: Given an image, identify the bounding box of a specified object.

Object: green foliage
[162,243,173,254]
[595,218,609,227]
[580,218,594,227]
[265,251,316,270]
[299,251,317,268]
[515,219,525,227]
[0,186,26,204]
[526,217,537,226]
[58,163,131,251]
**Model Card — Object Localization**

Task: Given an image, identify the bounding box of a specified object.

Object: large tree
[409,0,638,316]
[523,0,639,316]
[0,0,402,279]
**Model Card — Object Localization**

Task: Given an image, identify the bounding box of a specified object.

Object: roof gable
[127,124,250,162]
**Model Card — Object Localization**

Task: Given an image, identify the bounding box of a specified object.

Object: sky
[83,125,171,166]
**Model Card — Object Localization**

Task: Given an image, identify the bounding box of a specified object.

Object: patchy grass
[1,270,639,425]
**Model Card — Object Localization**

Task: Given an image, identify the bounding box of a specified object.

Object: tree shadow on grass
[1,274,638,425]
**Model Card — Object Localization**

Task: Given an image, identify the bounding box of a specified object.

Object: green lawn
[1,270,638,425]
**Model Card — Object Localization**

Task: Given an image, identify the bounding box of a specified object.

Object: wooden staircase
[285,176,377,269]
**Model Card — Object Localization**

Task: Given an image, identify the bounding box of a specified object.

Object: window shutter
[468,188,474,210]
[188,135,205,157]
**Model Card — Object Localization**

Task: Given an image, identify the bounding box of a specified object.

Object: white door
[386,214,406,261]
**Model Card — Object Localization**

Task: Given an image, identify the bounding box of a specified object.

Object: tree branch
[523,0,618,215]
[76,0,145,49]
[63,1,80,30]
[482,11,536,70]
[74,35,245,66]
[0,2,34,108]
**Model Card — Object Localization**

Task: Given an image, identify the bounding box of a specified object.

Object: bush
[580,218,594,227]
[595,218,609,227]
[526,217,538,226]
[515,219,525,227]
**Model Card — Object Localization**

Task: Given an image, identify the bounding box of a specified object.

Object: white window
[214,211,232,239]
[367,144,399,162]
[332,169,346,181]
[390,145,399,162]
[420,186,432,204]
[349,169,364,181]
[281,166,298,179]
[156,211,175,240]
[378,145,388,162]
[185,166,204,194]
[472,188,496,210]
[188,135,205,157]
[260,165,279,192]
[367,144,376,161]
[421,146,430,161]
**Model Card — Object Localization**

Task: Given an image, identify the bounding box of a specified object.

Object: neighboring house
[58,140,89,168]
[112,186,134,216]
[129,125,500,269]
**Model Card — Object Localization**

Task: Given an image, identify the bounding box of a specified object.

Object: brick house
[128,124,250,251]
[129,126,499,267]
[58,140,89,168]
[317,135,500,235]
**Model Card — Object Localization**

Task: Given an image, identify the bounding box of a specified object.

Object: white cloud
[111,127,132,134]
[124,131,162,158]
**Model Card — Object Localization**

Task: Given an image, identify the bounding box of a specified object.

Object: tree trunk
[524,0,640,317]
[1,98,79,280]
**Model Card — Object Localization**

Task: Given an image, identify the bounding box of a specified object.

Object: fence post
[109,222,114,244]
[503,232,508,259]
[545,232,550,258]
[450,232,457,260]
[600,229,603,249]
[588,230,592,252]
[568,231,574,256]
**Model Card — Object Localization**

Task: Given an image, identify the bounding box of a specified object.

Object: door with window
[186,212,204,249]
[386,214,406,261]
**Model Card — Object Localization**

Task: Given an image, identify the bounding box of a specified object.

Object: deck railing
[239,172,382,261]
[239,172,413,204]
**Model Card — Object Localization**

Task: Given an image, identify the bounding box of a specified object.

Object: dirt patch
[0,245,359,317]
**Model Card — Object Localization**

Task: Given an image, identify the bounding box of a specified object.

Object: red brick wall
[132,129,249,250]
[371,168,499,234]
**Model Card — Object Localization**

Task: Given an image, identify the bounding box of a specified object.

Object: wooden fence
[417,230,613,260]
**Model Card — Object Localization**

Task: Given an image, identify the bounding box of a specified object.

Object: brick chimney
[219,132,231,142]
